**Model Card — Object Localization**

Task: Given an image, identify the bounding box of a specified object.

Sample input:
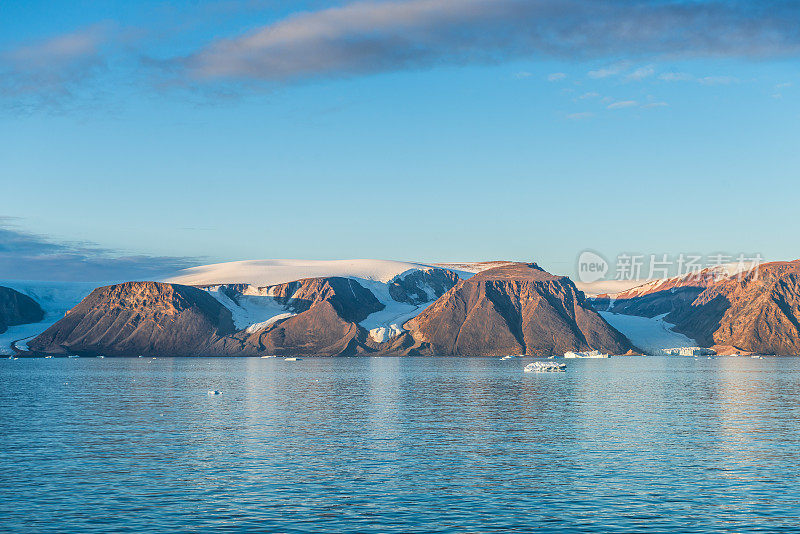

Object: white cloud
[625,65,655,82]
[513,71,532,79]
[659,72,694,82]
[567,112,594,120]
[588,63,629,79]
[547,72,567,82]
[181,0,800,83]
[578,91,600,99]
[698,75,739,86]
[607,100,638,110]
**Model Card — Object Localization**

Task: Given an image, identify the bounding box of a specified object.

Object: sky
[0,0,798,281]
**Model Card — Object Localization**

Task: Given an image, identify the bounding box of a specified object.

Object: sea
[2,356,799,533]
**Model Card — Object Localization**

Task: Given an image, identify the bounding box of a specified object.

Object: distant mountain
[404,263,631,357]
[0,286,43,334]
[590,261,800,355]
[591,263,758,318]
[26,260,630,357]
[669,261,800,354]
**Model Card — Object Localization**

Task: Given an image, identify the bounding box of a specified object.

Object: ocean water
[2,356,800,533]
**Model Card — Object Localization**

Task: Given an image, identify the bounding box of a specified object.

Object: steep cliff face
[27,278,384,357]
[670,261,800,354]
[593,287,705,318]
[404,263,631,356]
[388,269,460,305]
[0,286,45,334]
[269,277,383,322]
[229,276,384,356]
[28,282,235,356]
[591,264,756,318]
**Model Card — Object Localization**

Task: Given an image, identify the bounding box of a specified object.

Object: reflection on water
[2,356,800,532]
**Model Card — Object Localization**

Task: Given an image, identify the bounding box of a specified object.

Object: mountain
[167,259,463,343]
[668,261,800,354]
[0,281,96,355]
[26,261,463,356]
[403,263,631,357]
[588,261,800,355]
[591,263,758,318]
[28,282,236,356]
[0,286,44,334]
[25,260,631,357]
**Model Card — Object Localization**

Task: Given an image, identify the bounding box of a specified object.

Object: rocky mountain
[0,286,44,334]
[668,261,800,354]
[25,261,631,357]
[403,263,631,357]
[28,282,236,356]
[591,264,755,317]
[589,261,800,355]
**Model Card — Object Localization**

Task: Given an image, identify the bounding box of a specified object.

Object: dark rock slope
[0,286,44,334]
[403,263,631,356]
[669,261,800,354]
[28,282,235,356]
[27,278,384,357]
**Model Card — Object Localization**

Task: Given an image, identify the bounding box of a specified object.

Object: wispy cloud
[3,0,800,106]
[659,71,694,82]
[0,23,115,109]
[566,111,594,120]
[0,217,200,282]
[178,0,800,84]
[698,75,739,86]
[625,65,655,82]
[547,72,567,82]
[607,100,638,110]
[659,72,739,85]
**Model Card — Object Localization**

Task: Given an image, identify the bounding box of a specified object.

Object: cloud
[658,72,740,85]
[587,63,629,79]
[547,72,567,82]
[625,65,655,82]
[659,71,694,82]
[513,70,532,79]
[566,111,594,120]
[0,23,115,106]
[607,100,638,110]
[697,75,739,85]
[0,218,200,282]
[178,0,800,84]
[578,91,600,99]
[643,101,668,108]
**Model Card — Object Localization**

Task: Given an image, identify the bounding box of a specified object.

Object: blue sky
[0,0,798,281]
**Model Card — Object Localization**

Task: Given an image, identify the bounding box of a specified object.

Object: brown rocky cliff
[28,282,235,356]
[405,263,631,356]
[0,286,45,334]
[671,261,800,354]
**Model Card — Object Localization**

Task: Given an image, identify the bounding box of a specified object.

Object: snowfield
[0,281,95,354]
[166,259,468,286]
[599,311,697,355]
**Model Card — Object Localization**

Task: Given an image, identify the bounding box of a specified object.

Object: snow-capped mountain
[0,280,96,354]
[165,259,466,343]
